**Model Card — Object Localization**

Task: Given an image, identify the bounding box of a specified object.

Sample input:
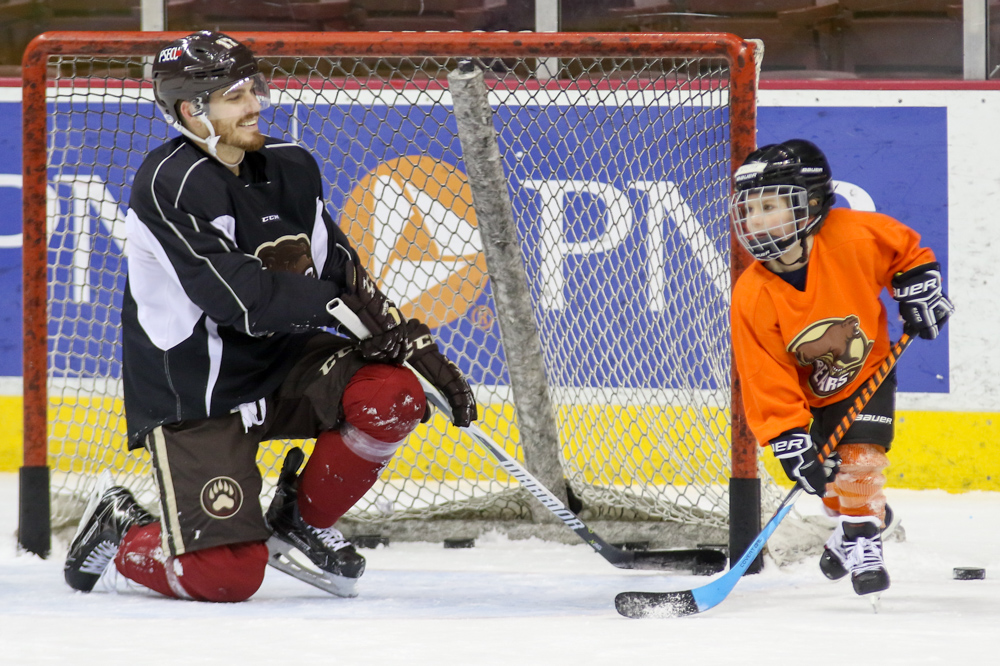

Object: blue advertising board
[0,93,950,394]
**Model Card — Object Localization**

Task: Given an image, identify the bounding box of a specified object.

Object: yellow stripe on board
[0,395,996,492]
[760,410,1000,492]
[0,396,21,471]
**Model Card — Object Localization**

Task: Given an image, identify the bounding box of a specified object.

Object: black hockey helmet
[731,139,836,261]
[151,31,267,125]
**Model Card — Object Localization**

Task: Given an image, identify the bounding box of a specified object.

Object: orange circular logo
[339,156,488,329]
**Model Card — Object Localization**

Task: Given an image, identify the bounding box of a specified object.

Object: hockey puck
[953,567,986,580]
[443,537,476,549]
[352,534,389,549]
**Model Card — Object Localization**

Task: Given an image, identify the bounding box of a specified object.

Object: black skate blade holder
[266,447,360,597]
[266,536,359,598]
[278,447,305,487]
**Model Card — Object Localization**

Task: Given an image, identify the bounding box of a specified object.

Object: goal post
[20,31,764,563]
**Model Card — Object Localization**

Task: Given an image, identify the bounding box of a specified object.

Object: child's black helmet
[731,139,836,260]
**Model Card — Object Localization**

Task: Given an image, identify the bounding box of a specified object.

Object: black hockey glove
[337,257,408,364]
[891,261,954,340]
[769,428,839,496]
[404,319,478,428]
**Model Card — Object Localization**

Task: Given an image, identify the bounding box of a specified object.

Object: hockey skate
[843,516,889,596]
[265,447,366,598]
[64,479,154,592]
[819,505,897,581]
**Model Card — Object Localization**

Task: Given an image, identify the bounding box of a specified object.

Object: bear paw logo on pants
[787,315,874,398]
[200,476,244,520]
[340,156,488,329]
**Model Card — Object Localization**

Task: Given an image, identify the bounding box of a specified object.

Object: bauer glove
[891,261,954,340]
[404,319,478,428]
[336,256,408,364]
[769,428,839,496]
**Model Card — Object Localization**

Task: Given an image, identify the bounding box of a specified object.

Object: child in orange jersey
[730,139,953,596]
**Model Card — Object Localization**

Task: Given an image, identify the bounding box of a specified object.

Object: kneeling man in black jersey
[63,31,476,602]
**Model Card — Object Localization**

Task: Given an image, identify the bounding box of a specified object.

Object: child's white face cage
[731,185,811,261]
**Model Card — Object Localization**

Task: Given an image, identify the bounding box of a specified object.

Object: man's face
[206,78,266,152]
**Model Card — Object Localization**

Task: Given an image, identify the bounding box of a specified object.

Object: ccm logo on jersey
[158,46,183,62]
[854,414,893,425]
[262,215,280,223]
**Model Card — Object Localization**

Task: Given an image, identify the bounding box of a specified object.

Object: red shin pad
[298,364,425,528]
[115,522,268,602]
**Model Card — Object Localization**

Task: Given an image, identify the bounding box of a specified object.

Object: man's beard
[220,117,266,152]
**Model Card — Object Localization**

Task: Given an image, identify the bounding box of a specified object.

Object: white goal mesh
[23,32,792,551]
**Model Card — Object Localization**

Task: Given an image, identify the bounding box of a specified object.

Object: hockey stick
[615,332,914,618]
[328,300,727,574]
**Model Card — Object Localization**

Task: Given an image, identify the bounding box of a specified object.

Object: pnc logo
[339,156,487,329]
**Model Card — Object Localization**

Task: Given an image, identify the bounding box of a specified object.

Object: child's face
[742,188,797,238]
[732,184,812,261]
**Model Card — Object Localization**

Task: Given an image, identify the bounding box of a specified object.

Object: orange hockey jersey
[731,207,935,446]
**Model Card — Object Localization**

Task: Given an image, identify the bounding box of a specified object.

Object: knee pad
[116,524,268,602]
[342,363,425,444]
[831,443,889,521]
[172,541,269,603]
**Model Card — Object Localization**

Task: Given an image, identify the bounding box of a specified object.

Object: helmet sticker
[158,46,182,62]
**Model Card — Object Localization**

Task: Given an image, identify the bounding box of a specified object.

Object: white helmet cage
[731,185,812,261]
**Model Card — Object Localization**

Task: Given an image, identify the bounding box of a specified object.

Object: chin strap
[775,235,810,269]
[172,115,244,168]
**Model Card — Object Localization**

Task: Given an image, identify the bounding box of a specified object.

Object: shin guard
[829,443,889,525]
[297,364,425,529]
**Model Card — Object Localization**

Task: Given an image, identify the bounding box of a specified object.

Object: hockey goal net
[21,31,785,559]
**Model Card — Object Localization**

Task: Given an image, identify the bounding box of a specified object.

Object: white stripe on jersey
[204,317,223,416]
[311,198,329,275]
[174,156,209,208]
[147,146,254,334]
[125,208,203,350]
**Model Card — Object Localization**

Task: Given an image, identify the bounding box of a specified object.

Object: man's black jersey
[122,135,356,448]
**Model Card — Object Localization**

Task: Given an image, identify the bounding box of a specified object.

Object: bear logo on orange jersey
[787,315,873,397]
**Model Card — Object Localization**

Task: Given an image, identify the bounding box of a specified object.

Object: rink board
[1,83,999,490]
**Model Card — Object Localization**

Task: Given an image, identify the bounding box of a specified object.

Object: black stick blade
[628,548,727,575]
[615,591,699,619]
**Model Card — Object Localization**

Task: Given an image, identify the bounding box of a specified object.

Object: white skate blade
[882,510,905,543]
[868,592,882,614]
[266,536,359,598]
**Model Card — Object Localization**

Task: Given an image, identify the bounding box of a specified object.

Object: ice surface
[0,473,996,665]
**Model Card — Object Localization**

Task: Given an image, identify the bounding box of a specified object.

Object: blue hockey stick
[615,332,913,618]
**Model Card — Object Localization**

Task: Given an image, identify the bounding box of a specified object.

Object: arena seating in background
[167,0,357,32]
[0,0,40,71]
[350,0,508,31]
[837,0,962,78]
[608,0,964,78]
[0,0,984,79]
[38,0,141,30]
[607,1,844,75]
